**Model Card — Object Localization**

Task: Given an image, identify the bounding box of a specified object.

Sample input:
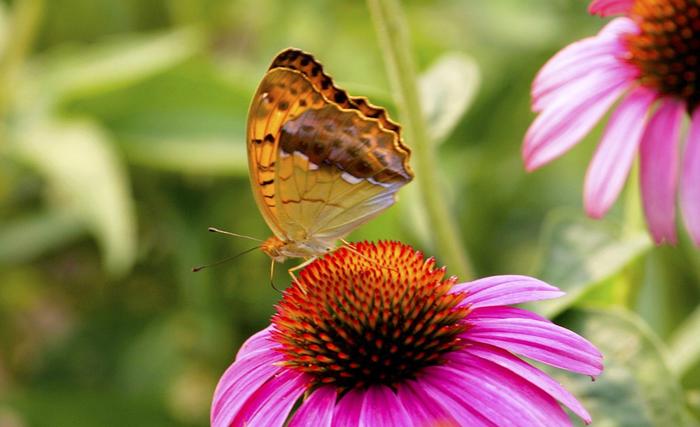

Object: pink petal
[584,87,657,218]
[359,385,412,426]
[463,309,603,376]
[682,108,700,246]
[232,369,307,427]
[418,375,501,426]
[211,351,285,426]
[426,360,571,426]
[524,72,631,171]
[597,16,640,37]
[461,342,592,424]
[396,380,461,426]
[288,386,336,427]
[589,0,635,16]
[235,326,277,361]
[451,275,563,308]
[467,306,553,322]
[333,389,364,426]
[640,98,685,244]
[534,59,630,112]
[534,18,637,89]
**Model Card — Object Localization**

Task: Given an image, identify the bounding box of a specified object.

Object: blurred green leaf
[118,135,246,176]
[119,314,190,398]
[11,119,137,276]
[669,305,700,377]
[419,52,480,145]
[556,309,692,427]
[57,59,250,176]
[7,388,185,427]
[39,27,205,101]
[0,209,83,264]
[532,211,652,317]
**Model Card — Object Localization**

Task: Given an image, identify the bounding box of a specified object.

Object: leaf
[38,27,205,100]
[555,309,692,427]
[0,209,84,264]
[669,305,700,377]
[58,59,250,176]
[118,135,247,176]
[532,211,652,317]
[10,119,137,276]
[7,388,186,427]
[419,52,480,144]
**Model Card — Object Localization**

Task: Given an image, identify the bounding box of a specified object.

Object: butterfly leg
[269,259,282,293]
[287,257,316,294]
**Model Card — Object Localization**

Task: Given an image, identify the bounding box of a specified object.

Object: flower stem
[0,0,43,123]
[367,0,473,279]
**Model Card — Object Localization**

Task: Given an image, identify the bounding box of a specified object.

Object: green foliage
[0,0,699,425]
[531,210,652,317]
[556,309,691,427]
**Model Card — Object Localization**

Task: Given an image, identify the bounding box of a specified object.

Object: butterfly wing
[275,105,411,246]
[247,63,327,240]
[247,49,413,250]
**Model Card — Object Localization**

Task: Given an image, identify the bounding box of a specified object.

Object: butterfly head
[261,236,288,263]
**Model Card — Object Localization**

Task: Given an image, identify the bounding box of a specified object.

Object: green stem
[367,0,473,279]
[0,0,43,122]
[623,159,645,237]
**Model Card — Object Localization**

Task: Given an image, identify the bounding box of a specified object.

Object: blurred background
[1,0,699,425]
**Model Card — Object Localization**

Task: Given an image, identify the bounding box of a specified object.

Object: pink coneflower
[211,241,602,426]
[524,0,700,246]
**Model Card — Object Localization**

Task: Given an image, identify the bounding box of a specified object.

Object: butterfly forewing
[246,48,413,255]
[247,68,326,239]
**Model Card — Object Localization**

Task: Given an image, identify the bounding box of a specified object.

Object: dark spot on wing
[313,142,326,155]
[334,92,347,104]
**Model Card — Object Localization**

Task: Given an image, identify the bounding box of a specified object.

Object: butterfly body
[260,236,332,263]
[247,49,413,263]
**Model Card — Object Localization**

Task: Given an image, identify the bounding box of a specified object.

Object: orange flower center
[626,0,700,110]
[271,241,469,392]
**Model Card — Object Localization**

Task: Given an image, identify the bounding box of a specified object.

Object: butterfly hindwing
[275,104,411,244]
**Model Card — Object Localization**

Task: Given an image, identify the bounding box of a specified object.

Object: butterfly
[247,48,413,271]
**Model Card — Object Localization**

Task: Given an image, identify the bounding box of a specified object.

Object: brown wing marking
[269,48,413,178]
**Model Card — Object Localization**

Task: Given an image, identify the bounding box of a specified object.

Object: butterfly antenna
[340,239,399,273]
[208,227,263,242]
[192,245,260,272]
